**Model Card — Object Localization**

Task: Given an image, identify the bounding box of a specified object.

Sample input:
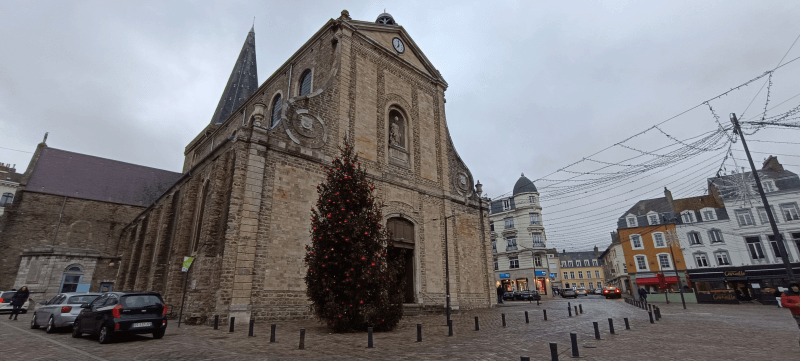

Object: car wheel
[46,317,56,334]
[153,328,165,339]
[30,313,40,329]
[71,322,82,338]
[98,325,112,344]
[21,310,27,314]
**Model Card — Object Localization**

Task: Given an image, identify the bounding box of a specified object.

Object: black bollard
[521,357,531,361]
[417,324,422,342]
[570,332,579,357]
[608,318,615,334]
[579,304,583,314]
[549,342,559,361]
[648,311,654,324]
[568,306,573,317]
[448,320,453,336]
[574,306,578,315]
[624,317,630,330]
[525,311,529,324]
[299,328,305,350]
[367,327,373,348]
[543,309,548,321]
[229,317,235,332]
[270,324,276,343]
[213,315,219,330]
[655,307,660,321]
[593,321,601,340]
[475,316,480,331]
[502,313,506,327]
[656,307,662,320]
[249,319,255,337]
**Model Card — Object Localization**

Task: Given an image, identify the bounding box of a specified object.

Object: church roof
[209,26,258,125]
[512,173,537,195]
[25,147,182,207]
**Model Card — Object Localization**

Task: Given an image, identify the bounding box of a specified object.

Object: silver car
[31,293,101,333]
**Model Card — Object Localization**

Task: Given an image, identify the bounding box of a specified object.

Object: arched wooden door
[387,217,415,303]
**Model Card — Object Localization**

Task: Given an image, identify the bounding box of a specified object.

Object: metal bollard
[299,328,305,350]
[656,307,662,320]
[213,315,219,330]
[608,318,615,334]
[229,317,235,332]
[574,306,578,315]
[248,319,255,337]
[549,342,559,361]
[270,324,276,343]
[579,304,583,314]
[624,317,630,330]
[655,307,660,321]
[502,313,506,327]
[648,311,654,324]
[367,327,373,348]
[543,309,548,321]
[475,316,480,331]
[568,306,573,317]
[448,320,453,336]
[525,311,529,324]
[593,321,601,340]
[570,332,579,357]
[417,324,422,342]
[521,357,531,361]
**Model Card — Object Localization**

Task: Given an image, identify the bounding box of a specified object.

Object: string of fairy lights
[496,49,800,252]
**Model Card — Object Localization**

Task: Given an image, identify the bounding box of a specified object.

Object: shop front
[495,270,551,296]
[632,271,688,294]
[688,264,800,305]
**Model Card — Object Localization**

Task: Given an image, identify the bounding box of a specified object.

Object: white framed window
[509,256,519,269]
[658,253,672,269]
[561,261,566,268]
[506,238,518,251]
[570,271,575,279]
[623,263,628,273]
[589,282,594,289]
[768,235,784,259]
[503,199,511,210]
[563,271,569,279]
[494,260,498,270]
[635,255,648,271]
[709,229,724,243]
[595,270,600,278]
[762,180,776,193]
[586,270,592,279]
[652,232,666,248]
[714,251,731,266]
[592,259,598,266]
[579,282,585,289]
[735,209,755,227]
[529,213,540,225]
[532,233,544,246]
[583,260,590,267]
[529,195,536,204]
[534,255,542,267]
[630,234,644,250]
[491,239,497,254]
[757,206,779,224]
[568,261,574,267]
[681,211,695,224]
[701,208,716,221]
[745,237,766,259]
[596,281,602,288]
[578,271,584,279]
[688,232,702,245]
[626,216,637,227]
[694,253,709,267]
[780,203,800,222]
[0,192,13,207]
[504,217,514,228]
[648,212,659,225]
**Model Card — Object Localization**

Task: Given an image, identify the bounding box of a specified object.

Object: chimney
[594,245,599,256]
[762,156,784,172]
[664,187,674,211]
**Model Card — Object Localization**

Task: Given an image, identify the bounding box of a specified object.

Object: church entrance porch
[387,217,416,304]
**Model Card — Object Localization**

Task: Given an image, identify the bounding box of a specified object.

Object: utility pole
[443,215,454,326]
[730,113,796,282]
[664,230,687,309]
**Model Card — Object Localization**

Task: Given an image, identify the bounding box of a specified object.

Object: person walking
[8,286,29,320]
[780,282,800,346]
[638,287,648,304]
[496,285,504,304]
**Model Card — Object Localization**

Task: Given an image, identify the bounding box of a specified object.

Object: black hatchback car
[72,291,167,344]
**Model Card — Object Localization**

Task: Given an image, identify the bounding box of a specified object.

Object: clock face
[392,38,405,53]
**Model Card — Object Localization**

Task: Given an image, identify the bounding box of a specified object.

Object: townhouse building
[558,248,605,291]
[600,231,630,293]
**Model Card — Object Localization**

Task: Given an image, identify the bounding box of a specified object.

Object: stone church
[116,11,493,325]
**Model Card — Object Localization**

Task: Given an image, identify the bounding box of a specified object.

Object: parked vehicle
[72,291,167,344]
[593,288,604,295]
[561,289,578,298]
[502,291,516,301]
[0,291,30,314]
[575,288,588,296]
[31,293,101,333]
[519,290,541,301]
[603,286,623,299]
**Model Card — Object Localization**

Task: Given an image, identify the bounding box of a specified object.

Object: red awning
[636,276,678,285]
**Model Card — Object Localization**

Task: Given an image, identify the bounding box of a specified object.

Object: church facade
[115,11,494,325]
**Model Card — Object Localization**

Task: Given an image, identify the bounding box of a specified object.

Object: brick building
[0,141,180,302]
[115,11,493,325]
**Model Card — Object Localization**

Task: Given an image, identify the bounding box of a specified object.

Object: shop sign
[499,273,510,278]
[724,270,745,277]
[550,273,557,278]
[535,270,547,276]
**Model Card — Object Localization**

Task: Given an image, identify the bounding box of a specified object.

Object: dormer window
[681,211,695,224]
[701,208,716,221]
[648,212,659,225]
[762,180,776,193]
[503,199,511,210]
[626,216,637,227]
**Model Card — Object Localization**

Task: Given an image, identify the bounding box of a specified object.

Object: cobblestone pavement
[1,295,798,360]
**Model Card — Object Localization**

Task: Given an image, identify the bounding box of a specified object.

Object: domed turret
[376,12,396,25]
[512,173,537,195]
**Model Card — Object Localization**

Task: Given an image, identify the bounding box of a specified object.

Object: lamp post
[664,229,687,309]
[440,214,456,326]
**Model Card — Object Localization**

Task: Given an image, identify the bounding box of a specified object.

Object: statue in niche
[389,112,405,149]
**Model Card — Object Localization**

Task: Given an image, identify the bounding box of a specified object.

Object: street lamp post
[442,214,456,326]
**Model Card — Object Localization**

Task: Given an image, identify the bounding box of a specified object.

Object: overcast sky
[3,1,800,251]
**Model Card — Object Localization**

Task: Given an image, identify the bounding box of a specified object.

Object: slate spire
[210,26,258,125]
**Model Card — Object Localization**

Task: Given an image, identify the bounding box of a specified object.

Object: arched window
[0,192,13,206]
[387,217,414,244]
[270,94,282,128]
[60,265,84,293]
[192,181,210,253]
[298,69,312,96]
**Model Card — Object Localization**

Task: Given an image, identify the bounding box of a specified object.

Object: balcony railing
[506,245,518,251]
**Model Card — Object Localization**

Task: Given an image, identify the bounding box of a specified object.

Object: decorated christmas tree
[304,141,406,332]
